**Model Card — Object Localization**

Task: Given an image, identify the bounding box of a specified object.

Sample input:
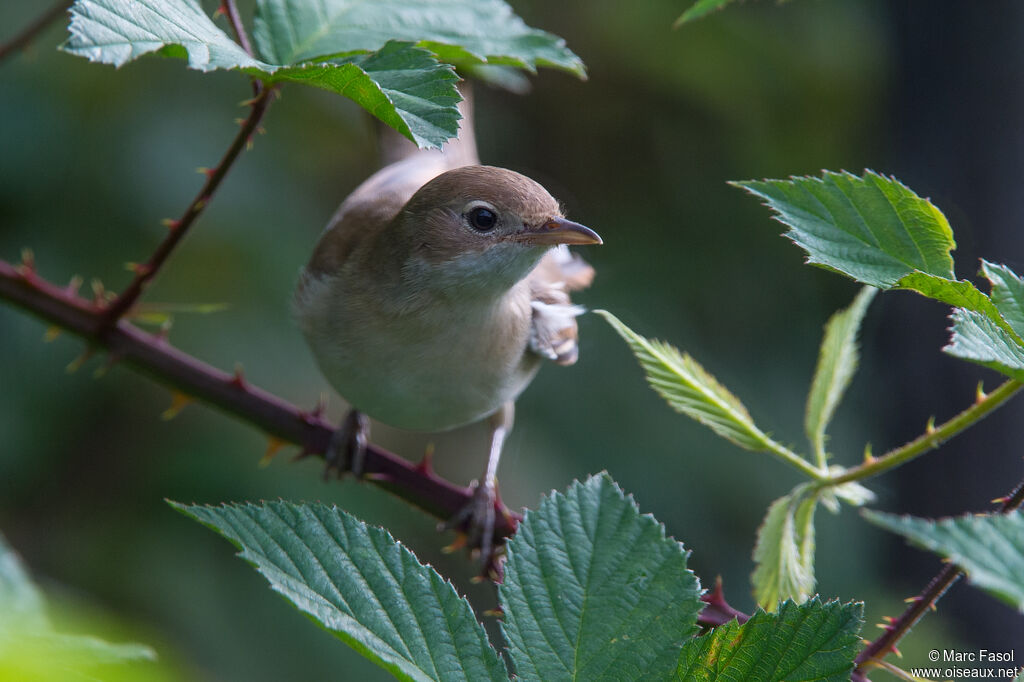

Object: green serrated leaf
[597,310,772,452]
[805,286,876,465]
[252,0,585,77]
[980,260,1024,337]
[63,1,461,147]
[172,500,507,682]
[674,598,864,681]
[675,0,738,26]
[500,474,702,681]
[863,509,1024,610]
[735,170,1024,345]
[752,492,818,608]
[943,308,1024,381]
[734,170,955,286]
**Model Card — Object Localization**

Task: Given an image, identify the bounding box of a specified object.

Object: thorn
[441,533,468,554]
[976,381,987,403]
[246,138,254,151]
[415,442,436,475]
[925,416,936,434]
[16,248,36,277]
[194,198,207,211]
[891,645,902,658]
[65,275,83,296]
[992,496,1009,505]
[43,326,61,342]
[299,394,328,424]
[362,472,392,483]
[239,96,259,107]
[903,596,919,603]
[91,279,107,306]
[156,318,173,342]
[66,348,94,373]
[230,363,247,388]
[259,437,286,467]
[234,118,246,126]
[929,601,937,611]
[92,353,120,378]
[882,615,895,623]
[126,262,153,276]
[875,622,893,631]
[161,218,181,231]
[161,391,194,420]
[483,606,504,619]
[863,443,875,463]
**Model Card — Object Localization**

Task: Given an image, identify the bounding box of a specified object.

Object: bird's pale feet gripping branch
[323,409,370,480]
[441,403,514,576]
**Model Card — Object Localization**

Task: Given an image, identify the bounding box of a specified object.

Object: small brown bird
[293,89,600,559]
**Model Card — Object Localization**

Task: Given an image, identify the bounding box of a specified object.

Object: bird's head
[395,166,601,296]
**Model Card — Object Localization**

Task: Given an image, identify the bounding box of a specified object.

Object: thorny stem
[852,478,1024,681]
[0,259,521,544]
[220,0,254,58]
[98,83,277,330]
[0,0,73,63]
[820,379,1023,490]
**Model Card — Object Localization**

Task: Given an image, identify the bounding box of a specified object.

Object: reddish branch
[852,477,1024,681]
[0,0,73,63]
[1,257,520,536]
[99,84,275,328]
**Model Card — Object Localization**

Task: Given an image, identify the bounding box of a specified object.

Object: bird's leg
[323,409,370,480]
[443,402,514,570]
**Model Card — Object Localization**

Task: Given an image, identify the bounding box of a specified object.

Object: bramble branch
[851,476,1024,681]
[0,0,72,63]
[99,83,277,328]
[0,258,520,540]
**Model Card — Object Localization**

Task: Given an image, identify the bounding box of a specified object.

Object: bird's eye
[467,206,498,232]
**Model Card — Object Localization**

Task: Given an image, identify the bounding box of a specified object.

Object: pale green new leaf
[252,0,585,76]
[675,0,738,26]
[674,598,864,681]
[500,474,702,681]
[864,509,1024,610]
[820,468,875,514]
[805,286,877,464]
[0,534,155,671]
[752,492,818,608]
[63,0,461,147]
[943,308,1024,382]
[597,310,773,452]
[173,501,507,682]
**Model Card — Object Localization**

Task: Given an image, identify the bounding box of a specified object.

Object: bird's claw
[324,409,370,480]
[440,478,506,579]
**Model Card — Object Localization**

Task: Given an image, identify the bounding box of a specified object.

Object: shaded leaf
[943,308,1024,382]
[252,0,585,76]
[173,501,507,681]
[500,474,702,681]
[675,0,739,26]
[863,509,1024,610]
[674,598,864,681]
[597,310,773,452]
[752,492,818,608]
[805,286,876,463]
[980,260,1024,337]
[64,0,461,147]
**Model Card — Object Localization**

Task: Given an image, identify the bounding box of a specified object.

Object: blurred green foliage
[2,1,1022,679]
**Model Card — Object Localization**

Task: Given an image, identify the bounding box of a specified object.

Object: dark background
[2,1,1022,679]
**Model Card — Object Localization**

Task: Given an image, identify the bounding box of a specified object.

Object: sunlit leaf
[598,310,773,452]
[675,598,864,681]
[751,492,818,608]
[805,286,876,463]
[675,0,738,26]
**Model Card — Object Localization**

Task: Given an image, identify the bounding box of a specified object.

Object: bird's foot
[323,409,370,480]
[441,478,508,580]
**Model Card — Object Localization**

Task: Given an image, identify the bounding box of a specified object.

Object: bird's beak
[512,217,603,246]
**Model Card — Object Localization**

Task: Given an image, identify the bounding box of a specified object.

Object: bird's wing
[527,245,596,366]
